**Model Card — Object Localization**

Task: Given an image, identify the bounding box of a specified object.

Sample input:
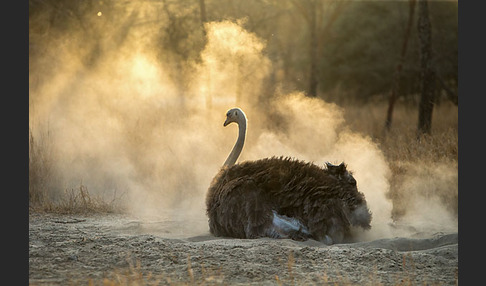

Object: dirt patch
[29,213,458,285]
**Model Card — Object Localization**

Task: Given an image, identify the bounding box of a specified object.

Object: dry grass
[29,127,53,206]
[29,183,125,214]
[29,126,125,214]
[343,100,458,163]
[63,249,456,286]
[89,255,225,286]
[343,100,458,218]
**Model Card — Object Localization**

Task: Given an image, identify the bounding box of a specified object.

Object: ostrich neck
[223,118,246,167]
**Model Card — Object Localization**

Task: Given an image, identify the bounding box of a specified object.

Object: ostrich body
[206,108,372,244]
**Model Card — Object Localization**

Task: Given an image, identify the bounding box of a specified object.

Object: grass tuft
[29,183,125,214]
[29,127,53,206]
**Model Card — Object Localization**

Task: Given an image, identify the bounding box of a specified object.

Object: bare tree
[291,0,347,97]
[199,0,207,35]
[384,0,416,132]
[417,0,435,136]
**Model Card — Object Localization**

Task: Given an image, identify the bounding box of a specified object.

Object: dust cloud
[388,160,458,236]
[30,14,456,240]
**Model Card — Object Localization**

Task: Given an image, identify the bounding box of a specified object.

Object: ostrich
[206,107,372,244]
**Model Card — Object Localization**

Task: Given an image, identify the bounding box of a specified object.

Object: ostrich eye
[234,111,238,116]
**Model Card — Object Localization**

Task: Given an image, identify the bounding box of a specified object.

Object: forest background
[28,0,458,226]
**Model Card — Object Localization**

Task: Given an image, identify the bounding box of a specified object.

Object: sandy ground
[29,212,458,285]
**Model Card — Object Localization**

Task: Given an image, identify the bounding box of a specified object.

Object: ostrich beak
[223,118,230,126]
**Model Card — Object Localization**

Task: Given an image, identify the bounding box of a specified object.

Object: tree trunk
[199,0,211,109]
[385,0,416,132]
[291,0,345,98]
[199,0,207,36]
[417,0,435,136]
[308,1,318,97]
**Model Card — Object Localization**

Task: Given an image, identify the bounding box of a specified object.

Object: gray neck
[223,117,246,167]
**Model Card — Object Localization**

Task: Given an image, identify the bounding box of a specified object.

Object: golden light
[97,11,102,17]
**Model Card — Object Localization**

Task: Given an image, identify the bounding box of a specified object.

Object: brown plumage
[206,108,372,244]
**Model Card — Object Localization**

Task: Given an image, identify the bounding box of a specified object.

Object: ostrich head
[222,107,247,167]
[224,107,245,126]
